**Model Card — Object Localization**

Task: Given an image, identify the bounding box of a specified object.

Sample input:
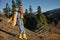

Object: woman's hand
[21,14,24,19]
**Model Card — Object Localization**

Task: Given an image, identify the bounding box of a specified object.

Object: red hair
[19,6,23,16]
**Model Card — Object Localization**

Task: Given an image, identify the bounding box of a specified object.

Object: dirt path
[0,16,60,40]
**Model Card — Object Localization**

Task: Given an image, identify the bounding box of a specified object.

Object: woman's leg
[17,16,25,34]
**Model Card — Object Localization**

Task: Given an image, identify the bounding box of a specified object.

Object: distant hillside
[43,8,60,14]
[0,11,5,17]
[0,11,5,15]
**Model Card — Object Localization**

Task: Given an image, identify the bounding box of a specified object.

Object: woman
[18,6,27,39]
[7,6,27,39]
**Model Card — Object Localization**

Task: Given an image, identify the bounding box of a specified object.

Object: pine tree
[25,9,28,15]
[24,9,28,23]
[12,0,16,12]
[16,0,22,8]
[36,6,41,20]
[3,3,11,18]
[3,8,6,13]
[29,5,33,13]
[36,6,48,31]
[37,6,41,14]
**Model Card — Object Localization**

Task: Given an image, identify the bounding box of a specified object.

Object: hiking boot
[23,34,27,39]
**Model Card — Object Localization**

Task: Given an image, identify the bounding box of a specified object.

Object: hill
[0,12,60,40]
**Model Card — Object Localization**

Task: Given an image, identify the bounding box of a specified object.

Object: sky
[0,0,60,12]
